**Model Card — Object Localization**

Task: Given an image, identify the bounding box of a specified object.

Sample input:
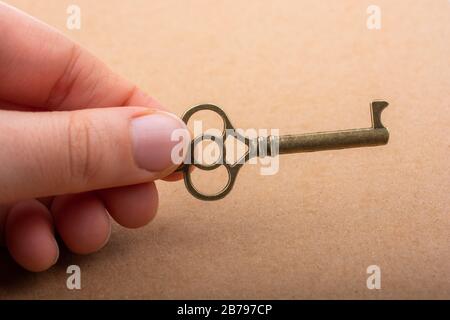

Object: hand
[0,3,188,272]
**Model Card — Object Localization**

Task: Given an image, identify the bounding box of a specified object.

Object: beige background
[0,0,449,299]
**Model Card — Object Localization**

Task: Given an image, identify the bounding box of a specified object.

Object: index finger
[0,2,161,111]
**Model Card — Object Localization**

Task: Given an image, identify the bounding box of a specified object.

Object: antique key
[176,101,389,201]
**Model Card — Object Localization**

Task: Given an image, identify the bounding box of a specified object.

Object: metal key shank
[254,101,389,157]
[278,101,388,154]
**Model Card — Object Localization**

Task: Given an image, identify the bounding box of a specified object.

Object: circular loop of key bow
[179,104,249,201]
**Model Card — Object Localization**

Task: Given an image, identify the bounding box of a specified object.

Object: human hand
[0,3,188,271]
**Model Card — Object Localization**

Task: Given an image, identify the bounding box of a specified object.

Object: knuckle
[67,112,103,185]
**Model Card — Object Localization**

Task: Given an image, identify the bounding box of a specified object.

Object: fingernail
[99,212,111,250]
[131,111,188,172]
[52,239,59,266]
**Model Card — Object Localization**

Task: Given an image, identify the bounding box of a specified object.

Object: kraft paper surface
[0,0,449,299]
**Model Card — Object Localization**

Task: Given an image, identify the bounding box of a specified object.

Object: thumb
[0,107,189,203]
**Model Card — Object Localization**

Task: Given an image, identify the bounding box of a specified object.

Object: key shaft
[261,101,389,156]
[277,127,389,154]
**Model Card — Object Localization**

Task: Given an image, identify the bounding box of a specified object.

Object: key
[176,101,389,201]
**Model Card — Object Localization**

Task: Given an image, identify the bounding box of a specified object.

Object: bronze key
[176,101,389,201]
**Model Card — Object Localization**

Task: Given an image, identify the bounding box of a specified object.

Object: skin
[0,2,184,272]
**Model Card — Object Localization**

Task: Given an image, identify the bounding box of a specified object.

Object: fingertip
[130,110,189,173]
[162,171,184,182]
[51,193,111,255]
[5,200,58,272]
[162,164,194,182]
[125,87,167,111]
[98,182,158,229]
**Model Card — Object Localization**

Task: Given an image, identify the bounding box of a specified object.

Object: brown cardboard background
[0,0,449,299]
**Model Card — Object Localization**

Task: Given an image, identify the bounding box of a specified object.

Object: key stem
[276,127,389,155]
